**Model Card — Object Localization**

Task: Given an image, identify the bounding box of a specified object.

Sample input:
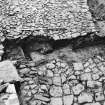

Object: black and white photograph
[0,0,105,105]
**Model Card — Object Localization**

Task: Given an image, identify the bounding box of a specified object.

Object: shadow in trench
[2,32,105,61]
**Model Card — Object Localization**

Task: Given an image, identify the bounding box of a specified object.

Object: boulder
[0,60,22,82]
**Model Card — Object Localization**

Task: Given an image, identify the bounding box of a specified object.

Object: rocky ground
[0,38,105,105]
[18,45,105,105]
[0,0,96,40]
[0,0,105,105]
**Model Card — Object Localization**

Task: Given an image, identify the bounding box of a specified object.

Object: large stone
[84,68,91,73]
[87,81,102,88]
[72,84,84,95]
[5,94,20,105]
[103,101,105,105]
[50,85,63,97]
[21,90,28,96]
[23,85,30,90]
[63,95,74,105]
[53,76,61,86]
[95,92,105,101]
[63,84,71,95]
[50,97,62,105]
[60,62,67,68]
[6,84,16,94]
[0,94,9,103]
[0,0,96,40]
[19,68,30,74]
[80,73,92,81]
[78,92,93,103]
[73,63,83,71]
[6,46,25,61]
[46,70,54,77]
[0,50,4,56]
[92,73,100,80]
[40,85,48,91]
[30,52,46,62]
[28,80,34,85]
[46,62,55,69]
[0,60,22,82]
[0,44,4,50]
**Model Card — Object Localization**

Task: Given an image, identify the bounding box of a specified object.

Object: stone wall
[1,0,105,105]
[0,0,96,40]
[19,54,105,105]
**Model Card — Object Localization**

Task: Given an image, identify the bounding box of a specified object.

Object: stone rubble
[87,0,105,37]
[0,60,22,82]
[78,92,93,103]
[0,60,22,105]
[0,0,97,40]
[63,95,74,105]
[72,84,84,95]
[18,55,105,105]
[1,1,105,105]
[6,84,16,94]
[5,94,20,105]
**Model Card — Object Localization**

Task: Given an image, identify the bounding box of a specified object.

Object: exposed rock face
[87,0,105,37]
[1,0,105,105]
[87,0,105,20]
[0,83,20,105]
[0,61,21,105]
[2,38,105,105]
[0,60,21,82]
[18,53,105,105]
[0,0,96,40]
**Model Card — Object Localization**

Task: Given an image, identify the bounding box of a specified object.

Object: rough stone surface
[73,63,84,71]
[0,83,20,105]
[50,97,62,105]
[0,60,21,82]
[6,84,16,94]
[50,85,63,97]
[0,0,97,40]
[2,1,105,103]
[78,92,93,103]
[72,84,84,95]
[87,0,105,37]
[63,95,74,105]
[5,94,20,105]
[18,54,105,105]
[95,92,105,101]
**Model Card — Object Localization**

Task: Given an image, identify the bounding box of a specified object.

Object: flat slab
[0,60,21,82]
